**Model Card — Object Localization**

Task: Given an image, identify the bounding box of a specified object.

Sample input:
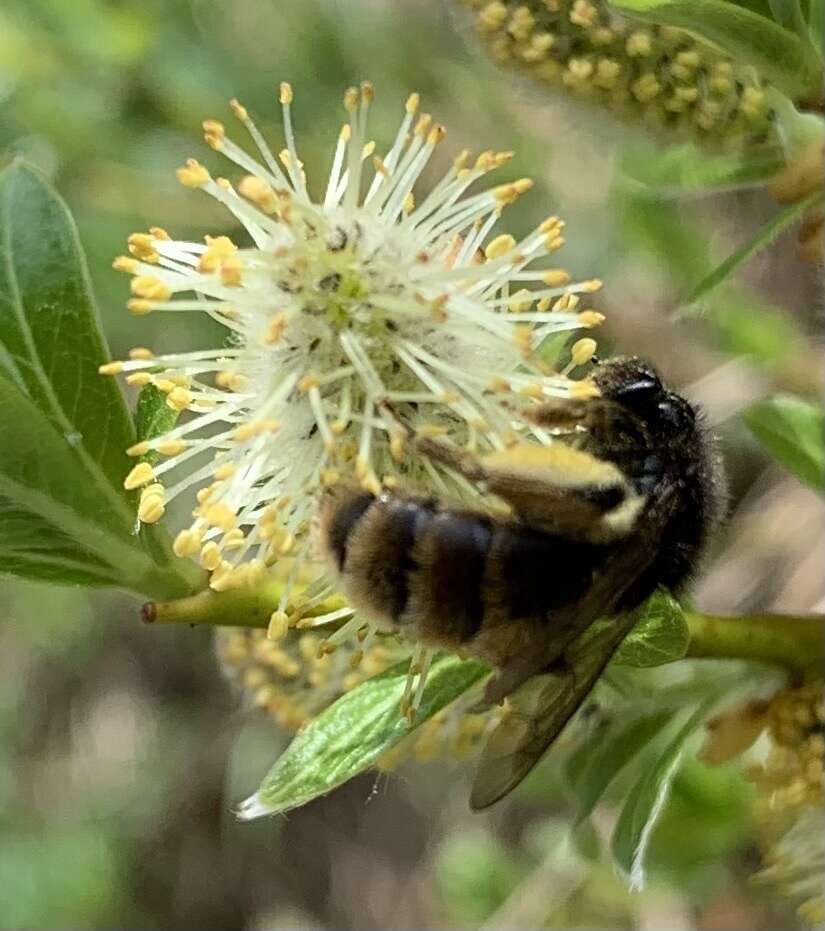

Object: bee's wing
[470,610,638,810]
[471,482,682,809]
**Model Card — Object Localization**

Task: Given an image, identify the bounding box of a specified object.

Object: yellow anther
[149,227,170,241]
[124,461,155,490]
[453,149,470,170]
[580,278,603,293]
[129,347,154,360]
[361,472,382,496]
[279,81,293,105]
[212,464,236,482]
[198,235,237,274]
[518,382,544,399]
[414,113,432,137]
[223,528,246,550]
[156,438,185,457]
[513,324,533,355]
[632,73,661,102]
[537,298,551,312]
[166,387,192,411]
[427,124,446,146]
[339,123,352,143]
[343,86,359,112]
[405,92,420,114]
[297,374,320,393]
[362,141,376,159]
[542,269,571,287]
[626,31,653,57]
[127,233,158,263]
[543,234,565,251]
[131,276,172,301]
[390,431,406,463]
[487,376,510,393]
[278,532,295,555]
[153,379,175,394]
[127,300,153,316]
[569,0,597,27]
[571,379,601,400]
[360,81,374,104]
[138,485,166,524]
[485,233,517,260]
[267,610,290,641]
[494,150,514,167]
[98,361,123,376]
[126,372,152,387]
[372,156,389,178]
[176,158,210,188]
[508,288,533,312]
[570,337,598,366]
[238,175,278,213]
[173,528,203,558]
[112,256,138,273]
[202,119,225,150]
[321,467,340,486]
[402,192,415,215]
[205,502,236,531]
[126,441,150,458]
[264,313,287,345]
[220,255,243,286]
[199,541,222,571]
[229,97,248,120]
[578,310,605,328]
[539,215,563,233]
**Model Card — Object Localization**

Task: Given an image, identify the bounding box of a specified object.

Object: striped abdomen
[319,487,614,666]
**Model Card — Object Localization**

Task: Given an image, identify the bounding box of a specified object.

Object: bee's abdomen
[321,488,608,653]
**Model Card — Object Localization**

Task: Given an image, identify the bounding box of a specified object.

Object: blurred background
[0,0,822,928]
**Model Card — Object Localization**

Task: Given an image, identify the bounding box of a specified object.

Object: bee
[319,356,726,808]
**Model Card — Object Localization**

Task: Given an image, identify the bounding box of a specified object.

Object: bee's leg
[522,397,592,432]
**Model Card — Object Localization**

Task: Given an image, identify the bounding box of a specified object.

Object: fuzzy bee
[319,356,726,808]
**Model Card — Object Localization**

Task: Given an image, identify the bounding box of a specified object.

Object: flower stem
[144,579,347,628]
[145,583,824,673]
[685,610,823,673]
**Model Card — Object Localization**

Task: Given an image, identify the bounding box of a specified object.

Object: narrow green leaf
[743,394,824,489]
[572,709,675,823]
[608,0,822,99]
[682,190,824,308]
[0,162,199,597]
[238,655,489,818]
[0,372,153,588]
[0,162,135,489]
[612,590,690,667]
[620,144,783,194]
[135,384,180,464]
[610,695,719,888]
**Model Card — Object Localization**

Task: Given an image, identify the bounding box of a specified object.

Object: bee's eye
[612,377,660,407]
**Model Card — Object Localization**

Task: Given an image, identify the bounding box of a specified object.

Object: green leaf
[743,394,824,489]
[620,144,783,194]
[571,709,675,823]
[610,695,719,888]
[135,384,180,464]
[612,590,690,667]
[0,162,135,486]
[0,161,198,597]
[608,0,822,100]
[681,190,824,308]
[768,0,820,48]
[810,0,824,46]
[238,655,489,818]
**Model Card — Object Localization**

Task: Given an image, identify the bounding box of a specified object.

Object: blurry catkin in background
[454,0,779,152]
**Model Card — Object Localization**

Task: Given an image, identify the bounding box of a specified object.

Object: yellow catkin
[459,0,778,151]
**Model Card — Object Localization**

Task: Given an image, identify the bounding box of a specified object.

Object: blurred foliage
[0,0,821,929]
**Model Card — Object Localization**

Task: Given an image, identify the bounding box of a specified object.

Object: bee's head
[592,356,697,435]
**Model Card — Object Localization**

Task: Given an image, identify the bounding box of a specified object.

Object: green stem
[143,579,347,628]
[146,583,824,674]
[685,610,823,672]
